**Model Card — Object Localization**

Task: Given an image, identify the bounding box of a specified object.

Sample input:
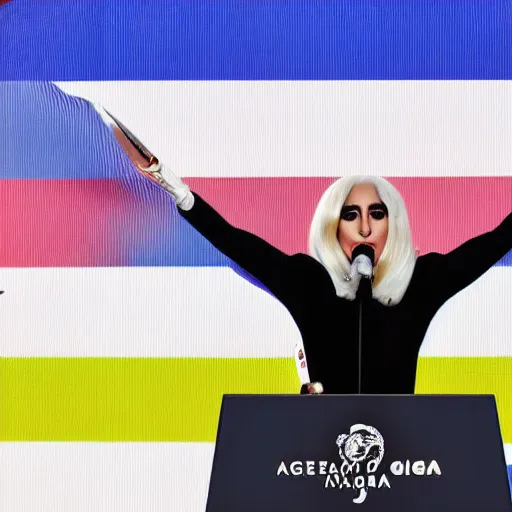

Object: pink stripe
[0,177,509,267]
[0,180,150,267]
[187,177,512,256]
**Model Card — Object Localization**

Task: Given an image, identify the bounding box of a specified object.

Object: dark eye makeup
[340,202,388,221]
[340,211,358,221]
[370,210,386,220]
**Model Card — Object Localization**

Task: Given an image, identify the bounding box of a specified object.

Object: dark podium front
[206,395,511,511]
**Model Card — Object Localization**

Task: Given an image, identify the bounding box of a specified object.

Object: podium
[205,395,512,511]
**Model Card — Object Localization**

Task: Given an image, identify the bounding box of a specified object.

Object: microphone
[351,244,374,300]
[351,244,375,395]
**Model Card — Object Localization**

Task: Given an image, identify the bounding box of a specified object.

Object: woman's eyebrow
[368,202,387,211]
[341,203,387,213]
[341,204,360,214]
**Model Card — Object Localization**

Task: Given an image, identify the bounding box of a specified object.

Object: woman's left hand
[300,382,324,394]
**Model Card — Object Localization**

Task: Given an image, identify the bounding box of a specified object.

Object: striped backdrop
[1,0,511,510]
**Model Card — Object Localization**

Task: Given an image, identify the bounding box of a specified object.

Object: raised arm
[90,101,332,303]
[155,163,314,301]
[91,101,329,394]
[150,165,328,394]
[426,212,512,304]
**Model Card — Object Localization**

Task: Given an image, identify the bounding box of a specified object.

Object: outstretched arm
[91,102,328,394]
[151,163,306,300]
[118,144,319,304]
[91,101,335,305]
[428,212,512,304]
[128,152,312,302]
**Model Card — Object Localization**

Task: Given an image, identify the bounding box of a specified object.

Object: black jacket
[180,194,512,394]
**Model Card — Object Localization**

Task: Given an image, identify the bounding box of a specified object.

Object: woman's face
[338,183,389,263]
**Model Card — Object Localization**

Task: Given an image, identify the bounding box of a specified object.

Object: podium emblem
[336,424,385,468]
[334,424,386,503]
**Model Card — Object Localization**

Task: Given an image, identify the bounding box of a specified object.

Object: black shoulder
[412,252,445,278]
[288,253,337,293]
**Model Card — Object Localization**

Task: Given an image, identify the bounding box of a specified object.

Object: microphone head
[351,244,375,265]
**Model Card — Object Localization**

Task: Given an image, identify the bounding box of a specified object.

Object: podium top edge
[221,394,497,399]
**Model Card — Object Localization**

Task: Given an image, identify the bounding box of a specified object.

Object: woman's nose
[359,217,371,238]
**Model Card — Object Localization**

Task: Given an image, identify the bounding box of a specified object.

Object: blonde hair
[308,176,416,306]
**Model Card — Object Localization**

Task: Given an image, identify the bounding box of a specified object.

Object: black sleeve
[178,192,320,302]
[427,212,512,304]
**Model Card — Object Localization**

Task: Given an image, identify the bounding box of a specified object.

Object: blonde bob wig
[308,176,417,306]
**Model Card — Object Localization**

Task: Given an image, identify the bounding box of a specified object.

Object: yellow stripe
[1,357,511,443]
[0,358,300,441]
[416,357,512,443]
[0,358,298,442]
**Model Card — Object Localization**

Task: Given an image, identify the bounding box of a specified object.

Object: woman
[95,104,512,396]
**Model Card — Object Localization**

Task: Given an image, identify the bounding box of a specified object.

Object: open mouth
[352,242,375,252]
[350,243,377,264]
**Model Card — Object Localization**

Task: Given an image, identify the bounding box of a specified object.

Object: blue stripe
[1,0,511,81]
[138,201,228,267]
[497,252,512,267]
[508,465,512,500]
[0,81,131,180]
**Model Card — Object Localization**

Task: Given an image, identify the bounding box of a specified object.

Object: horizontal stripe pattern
[0,178,509,267]
[418,267,512,356]
[1,357,511,443]
[186,177,511,261]
[0,442,509,511]
[2,0,511,508]
[0,178,226,268]
[0,266,510,358]
[415,358,512,444]
[52,80,512,178]
[0,442,215,512]
[3,81,508,268]
[1,1,511,80]
[0,267,300,358]
[0,358,298,441]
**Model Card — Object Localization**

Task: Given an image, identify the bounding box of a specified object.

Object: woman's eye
[370,210,386,220]
[341,212,358,221]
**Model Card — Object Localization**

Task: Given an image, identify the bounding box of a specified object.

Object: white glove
[142,162,195,211]
[307,382,324,394]
[91,102,195,211]
[300,382,324,394]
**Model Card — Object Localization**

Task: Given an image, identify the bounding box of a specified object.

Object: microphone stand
[356,276,372,395]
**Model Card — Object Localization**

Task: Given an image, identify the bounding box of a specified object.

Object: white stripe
[505,444,512,466]
[54,80,512,178]
[0,442,214,512]
[0,267,300,358]
[420,267,512,357]
[0,266,510,358]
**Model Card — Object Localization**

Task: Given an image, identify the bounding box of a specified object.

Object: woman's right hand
[91,102,194,211]
[139,162,195,211]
